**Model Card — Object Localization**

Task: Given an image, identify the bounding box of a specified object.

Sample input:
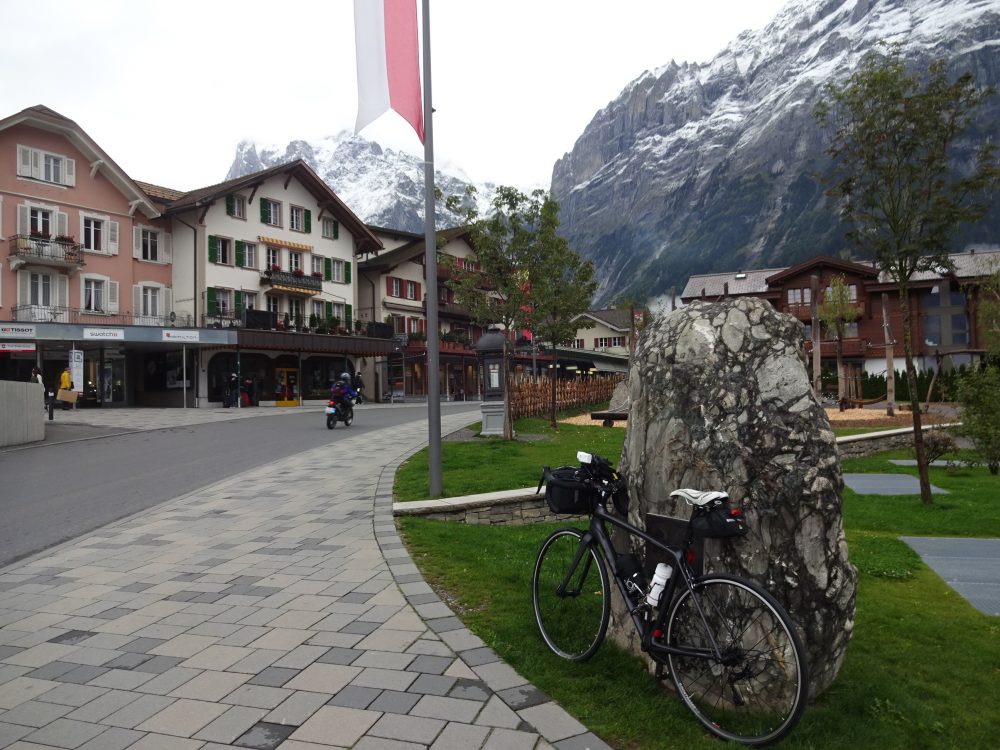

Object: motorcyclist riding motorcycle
[326,372,357,429]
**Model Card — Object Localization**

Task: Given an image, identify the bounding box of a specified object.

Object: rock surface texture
[618,298,856,697]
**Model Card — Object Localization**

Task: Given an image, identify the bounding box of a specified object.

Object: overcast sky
[2,0,789,192]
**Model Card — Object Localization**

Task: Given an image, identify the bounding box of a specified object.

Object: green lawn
[397,419,1000,749]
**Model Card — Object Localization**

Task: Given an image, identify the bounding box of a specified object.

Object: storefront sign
[0,324,36,338]
[84,328,125,340]
[70,349,84,395]
[0,342,36,352]
[162,329,200,342]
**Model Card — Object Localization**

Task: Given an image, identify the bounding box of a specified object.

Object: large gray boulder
[617,297,856,697]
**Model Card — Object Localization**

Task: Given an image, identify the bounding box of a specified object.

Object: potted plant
[294,313,303,331]
[311,271,323,279]
[30,230,51,240]
[283,312,291,330]
[55,234,75,243]
[329,316,340,334]
[408,330,426,344]
[271,263,281,272]
[293,268,305,278]
[308,314,318,332]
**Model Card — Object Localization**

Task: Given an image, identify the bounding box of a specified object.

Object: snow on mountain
[225,132,495,232]
[551,0,1000,305]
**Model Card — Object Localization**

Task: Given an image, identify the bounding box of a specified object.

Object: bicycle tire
[664,574,808,746]
[532,527,610,662]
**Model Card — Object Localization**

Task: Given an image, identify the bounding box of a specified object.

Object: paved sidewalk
[0,408,610,750]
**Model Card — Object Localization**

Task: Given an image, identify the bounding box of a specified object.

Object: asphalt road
[0,403,480,569]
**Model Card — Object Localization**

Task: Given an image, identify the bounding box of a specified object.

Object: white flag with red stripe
[354,0,424,143]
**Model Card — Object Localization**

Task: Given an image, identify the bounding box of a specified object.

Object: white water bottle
[645,562,672,607]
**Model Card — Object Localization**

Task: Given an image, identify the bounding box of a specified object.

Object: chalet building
[0,105,231,406]
[142,160,394,407]
[680,251,1000,374]
[554,308,633,376]
[358,227,489,401]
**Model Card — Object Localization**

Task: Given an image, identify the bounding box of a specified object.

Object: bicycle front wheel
[532,527,610,662]
[665,574,808,746]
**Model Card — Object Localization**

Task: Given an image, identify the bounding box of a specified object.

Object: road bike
[534,451,808,746]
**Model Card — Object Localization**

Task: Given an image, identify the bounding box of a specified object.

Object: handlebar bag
[544,466,595,515]
[689,501,749,538]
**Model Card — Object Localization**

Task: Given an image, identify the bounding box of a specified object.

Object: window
[289,298,302,319]
[322,218,339,239]
[823,284,857,303]
[391,278,401,297]
[843,322,859,338]
[226,194,246,219]
[141,229,159,261]
[31,273,52,306]
[290,252,302,272]
[570,339,585,349]
[290,206,306,232]
[392,314,406,334]
[331,259,344,282]
[217,237,232,265]
[921,283,969,348]
[17,145,75,186]
[217,289,232,316]
[331,303,344,322]
[406,280,417,300]
[312,301,325,320]
[30,207,52,237]
[84,279,105,312]
[142,286,159,317]
[83,217,103,251]
[267,246,280,270]
[267,295,280,314]
[312,255,324,276]
[262,199,281,226]
[243,292,257,310]
[242,242,257,269]
[595,337,625,349]
[787,288,811,306]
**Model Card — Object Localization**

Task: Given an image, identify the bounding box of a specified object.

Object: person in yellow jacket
[58,366,73,410]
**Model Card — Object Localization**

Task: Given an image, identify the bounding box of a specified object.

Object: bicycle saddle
[670,489,729,506]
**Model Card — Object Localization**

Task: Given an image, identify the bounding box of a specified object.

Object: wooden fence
[509,375,624,420]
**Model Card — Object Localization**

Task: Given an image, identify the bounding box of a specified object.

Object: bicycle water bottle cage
[670,489,729,506]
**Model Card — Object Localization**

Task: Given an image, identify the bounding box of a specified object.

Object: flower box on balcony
[55,235,75,243]
[30,231,51,240]
[271,264,281,272]
[293,269,305,278]
[311,271,323,278]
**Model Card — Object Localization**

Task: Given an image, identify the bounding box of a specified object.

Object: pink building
[0,105,222,405]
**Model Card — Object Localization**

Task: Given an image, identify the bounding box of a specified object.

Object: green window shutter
[325,301,333,318]
[345,304,353,330]
[208,235,219,263]
[235,240,245,267]
[345,261,352,284]
[259,197,268,223]
[333,221,339,239]
[304,209,312,233]
[233,290,243,312]
[324,256,333,281]
[225,195,235,216]
[206,287,218,316]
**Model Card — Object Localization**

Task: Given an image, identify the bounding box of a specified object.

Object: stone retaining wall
[395,495,578,525]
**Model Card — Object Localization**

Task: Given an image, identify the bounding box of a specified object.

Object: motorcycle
[325,397,354,429]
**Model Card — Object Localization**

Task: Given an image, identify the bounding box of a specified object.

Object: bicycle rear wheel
[532,527,610,662]
[664,574,807,746]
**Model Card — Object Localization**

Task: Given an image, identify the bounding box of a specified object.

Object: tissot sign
[0,325,36,338]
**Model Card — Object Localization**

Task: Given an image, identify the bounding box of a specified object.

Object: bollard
[48,391,54,421]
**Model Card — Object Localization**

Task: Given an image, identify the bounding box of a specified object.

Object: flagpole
[421,0,442,496]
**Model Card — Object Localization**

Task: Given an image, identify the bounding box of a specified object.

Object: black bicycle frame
[577,496,728,663]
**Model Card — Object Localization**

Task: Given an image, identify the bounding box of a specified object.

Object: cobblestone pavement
[0,408,611,750]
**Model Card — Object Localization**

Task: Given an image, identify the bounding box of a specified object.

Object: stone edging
[372,432,608,748]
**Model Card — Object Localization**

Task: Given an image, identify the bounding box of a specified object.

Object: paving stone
[482,727,540,750]
[407,674,456,697]
[65,689,141,722]
[247,667,299,688]
[352,651,415,671]
[326,685,382,709]
[290,705,381,746]
[102,694,175,729]
[407,655,453,675]
[76,726,145,750]
[350,668,417,692]
[518,702,587,743]
[449,679,491,702]
[283,663,361,695]
[136,697,229,737]
[495,684,549,710]
[222,684,294,710]
[46,631,97,646]
[125,733,204,750]
[315,647,364,666]
[31,682,106,709]
[58,665,109,685]
[193,705,268,744]
[410,695,483,723]
[87,667,155,691]
[132,655,184,675]
[553,731,615,750]
[369,712,445,744]
[0,720,33,747]
[169,670,251,701]
[475,695,521,729]
[367,689,421,715]
[120,637,167,654]
[429,721,490,750]
[0,699,73,727]
[134,666,201,695]
[262,690,330,726]
[232,720,297,750]
[23,717,107,748]
[24,662,79,682]
[472,661,527,692]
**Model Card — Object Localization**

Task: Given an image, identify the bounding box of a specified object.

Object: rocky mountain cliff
[551,0,1000,306]
[226,133,493,232]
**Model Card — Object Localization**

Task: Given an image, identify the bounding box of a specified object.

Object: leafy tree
[447,187,598,436]
[528,198,598,428]
[977,261,1000,355]
[818,275,862,409]
[815,45,999,504]
[955,364,1000,475]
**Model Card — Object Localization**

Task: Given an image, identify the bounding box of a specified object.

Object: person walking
[30,367,45,409]
[58,366,73,410]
